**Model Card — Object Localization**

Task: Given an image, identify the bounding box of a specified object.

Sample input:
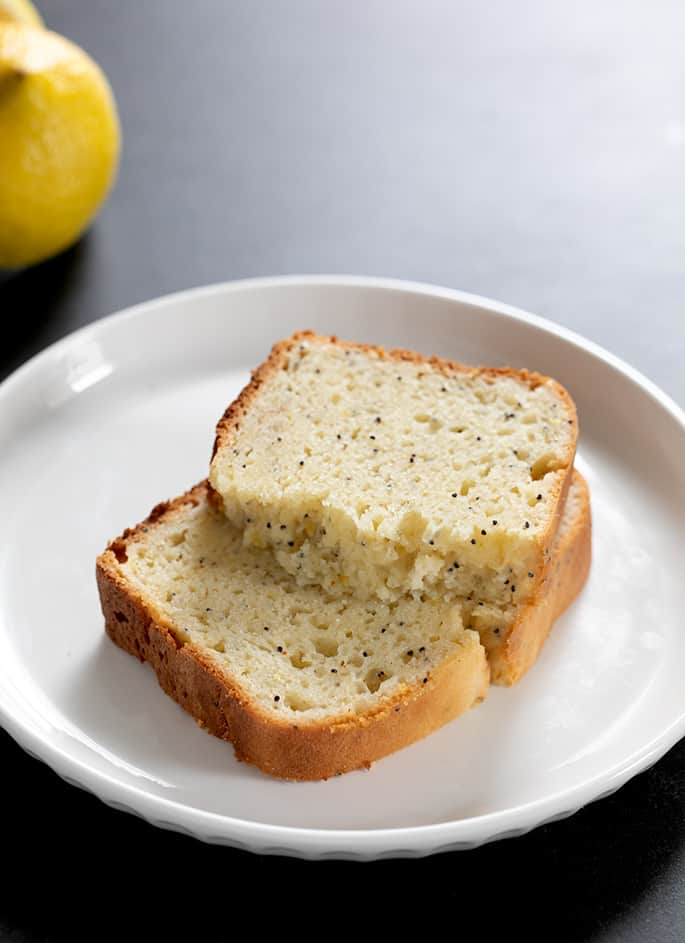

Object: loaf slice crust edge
[485,469,591,685]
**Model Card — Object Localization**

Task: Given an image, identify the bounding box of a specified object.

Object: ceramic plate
[1,276,684,860]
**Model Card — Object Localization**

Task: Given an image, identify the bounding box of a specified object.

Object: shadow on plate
[55,633,265,785]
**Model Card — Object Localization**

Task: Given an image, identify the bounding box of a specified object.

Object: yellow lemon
[0,24,120,268]
[0,0,43,27]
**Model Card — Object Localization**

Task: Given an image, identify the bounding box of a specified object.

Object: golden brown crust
[490,470,592,685]
[96,483,489,781]
[209,331,578,581]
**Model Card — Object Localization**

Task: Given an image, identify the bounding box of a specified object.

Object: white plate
[1,276,684,860]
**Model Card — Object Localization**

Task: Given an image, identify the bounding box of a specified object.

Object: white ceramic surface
[1,276,684,860]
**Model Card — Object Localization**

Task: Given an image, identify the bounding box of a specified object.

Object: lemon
[0,24,120,268]
[0,0,43,27]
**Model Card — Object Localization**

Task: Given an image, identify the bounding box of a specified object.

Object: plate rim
[2,273,684,859]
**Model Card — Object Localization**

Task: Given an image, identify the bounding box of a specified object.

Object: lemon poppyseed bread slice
[472,469,591,685]
[96,482,489,781]
[210,331,578,608]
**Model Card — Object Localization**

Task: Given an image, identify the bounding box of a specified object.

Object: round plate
[1,276,684,860]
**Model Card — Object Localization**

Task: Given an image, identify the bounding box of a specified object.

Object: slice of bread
[96,483,489,781]
[473,470,591,685]
[96,469,589,780]
[210,332,577,608]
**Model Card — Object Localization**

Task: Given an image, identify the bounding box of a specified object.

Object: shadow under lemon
[0,237,90,382]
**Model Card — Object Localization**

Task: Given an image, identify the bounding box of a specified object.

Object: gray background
[1,2,684,940]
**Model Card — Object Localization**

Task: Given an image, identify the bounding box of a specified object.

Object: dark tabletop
[2,2,684,940]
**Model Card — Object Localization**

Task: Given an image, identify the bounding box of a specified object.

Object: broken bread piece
[96,482,489,781]
[210,331,577,608]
